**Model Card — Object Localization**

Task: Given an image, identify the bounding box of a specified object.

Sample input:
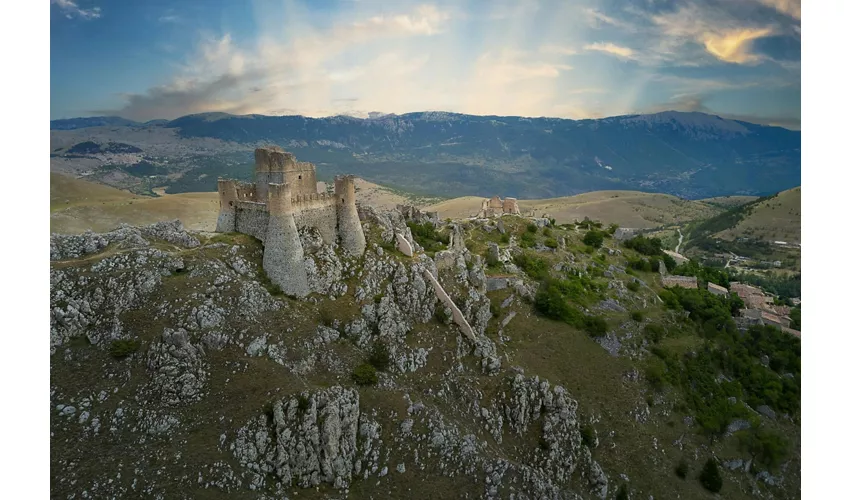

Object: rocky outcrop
[145,328,208,406]
[232,387,361,489]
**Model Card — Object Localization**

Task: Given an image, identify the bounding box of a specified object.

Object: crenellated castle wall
[215,147,366,297]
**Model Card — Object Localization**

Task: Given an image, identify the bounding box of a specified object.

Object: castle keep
[215,146,366,298]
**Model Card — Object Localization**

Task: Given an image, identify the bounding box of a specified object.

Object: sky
[50,0,801,129]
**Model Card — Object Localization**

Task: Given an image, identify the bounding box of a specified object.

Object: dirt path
[675,228,683,254]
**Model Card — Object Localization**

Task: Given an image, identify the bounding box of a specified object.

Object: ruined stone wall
[293,199,338,246]
[281,161,319,196]
[503,198,520,214]
[216,179,237,233]
[234,181,258,202]
[234,201,269,242]
[423,269,476,341]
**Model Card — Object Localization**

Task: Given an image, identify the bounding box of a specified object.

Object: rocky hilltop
[50,211,801,499]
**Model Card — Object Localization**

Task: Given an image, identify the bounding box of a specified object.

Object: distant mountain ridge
[50,110,800,199]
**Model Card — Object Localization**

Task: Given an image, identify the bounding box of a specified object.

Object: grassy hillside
[699,195,760,209]
[426,191,725,228]
[50,173,431,235]
[51,172,140,210]
[715,187,800,244]
[51,173,219,234]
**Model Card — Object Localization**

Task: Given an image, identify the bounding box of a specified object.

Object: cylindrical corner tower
[215,178,238,233]
[263,183,310,298]
[334,175,366,256]
[254,148,272,202]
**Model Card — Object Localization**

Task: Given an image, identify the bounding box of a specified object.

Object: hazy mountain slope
[50,111,801,199]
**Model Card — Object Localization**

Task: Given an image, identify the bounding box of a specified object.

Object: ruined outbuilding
[215,146,366,297]
[478,196,521,218]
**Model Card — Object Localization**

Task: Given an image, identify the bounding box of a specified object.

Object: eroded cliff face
[49,211,606,499]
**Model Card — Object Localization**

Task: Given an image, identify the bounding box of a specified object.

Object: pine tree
[699,457,723,493]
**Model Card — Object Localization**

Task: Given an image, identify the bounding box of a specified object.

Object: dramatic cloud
[702,27,774,64]
[647,1,792,65]
[51,0,101,20]
[74,0,797,128]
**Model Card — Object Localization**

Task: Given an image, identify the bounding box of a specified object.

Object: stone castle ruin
[215,146,366,297]
[478,196,521,218]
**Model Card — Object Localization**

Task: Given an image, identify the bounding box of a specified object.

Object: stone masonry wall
[234,202,270,242]
[294,203,338,247]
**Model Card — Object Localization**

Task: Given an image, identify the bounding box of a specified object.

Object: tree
[583,230,605,248]
[699,458,723,493]
[790,306,801,330]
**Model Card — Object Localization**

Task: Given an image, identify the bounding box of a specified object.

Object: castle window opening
[298,175,302,180]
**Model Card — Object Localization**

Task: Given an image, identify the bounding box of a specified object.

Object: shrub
[645,360,669,390]
[644,323,664,343]
[526,223,538,233]
[615,484,629,500]
[583,230,605,248]
[737,426,789,471]
[631,311,644,322]
[583,315,608,337]
[607,223,619,235]
[434,305,450,323]
[623,235,664,256]
[513,252,548,280]
[499,233,510,244]
[520,231,536,248]
[485,253,502,269]
[369,342,391,372]
[675,459,689,479]
[297,394,310,411]
[580,424,596,448]
[699,458,723,493]
[627,257,652,272]
[544,238,558,249]
[490,301,502,318]
[109,339,139,358]
[318,306,336,326]
[626,281,640,292]
[406,221,449,252]
[663,254,677,272]
[352,363,378,385]
[543,227,552,237]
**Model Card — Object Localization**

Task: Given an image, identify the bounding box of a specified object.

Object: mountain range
[50,110,801,199]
